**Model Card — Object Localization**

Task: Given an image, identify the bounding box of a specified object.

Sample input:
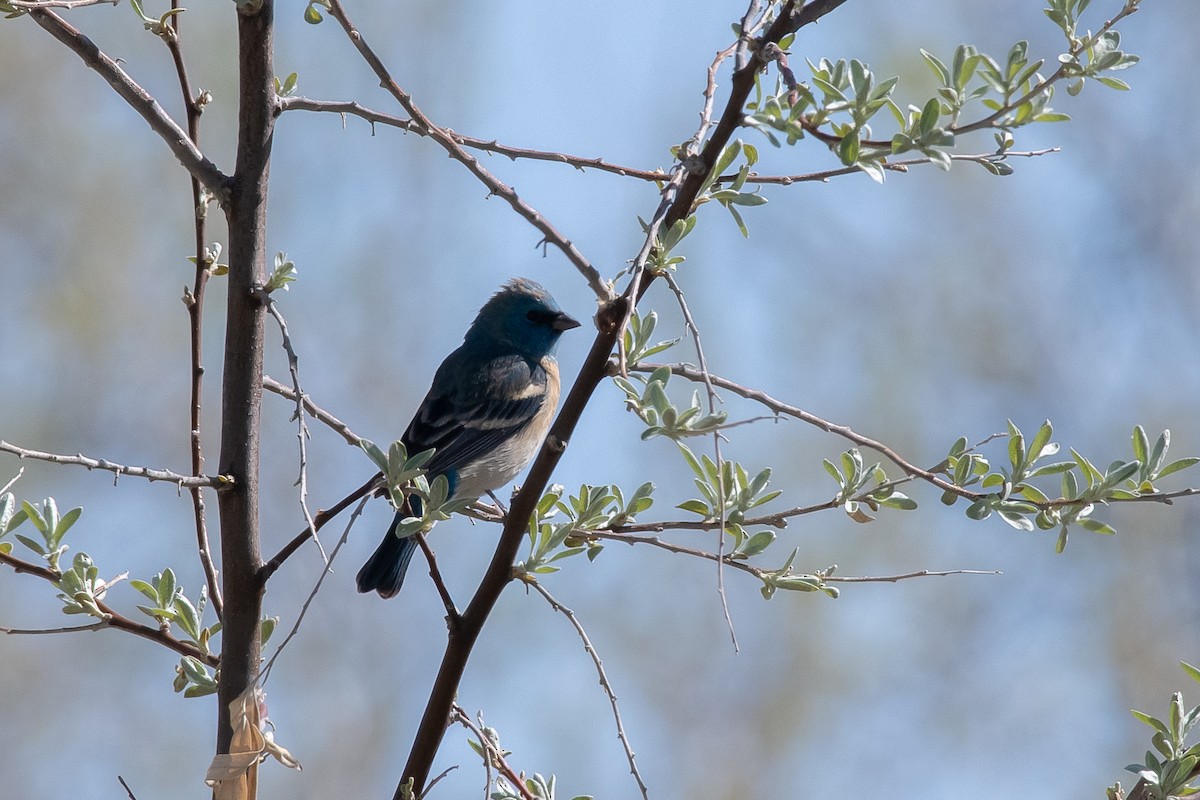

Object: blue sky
[1,1,1198,798]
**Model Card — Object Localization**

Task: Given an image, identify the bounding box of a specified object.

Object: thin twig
[260,495,367,687]
[26,8,229,201]
[661,271,737,651]
[8,0,117,8]
[586,528,998,588]
[414,533,460,627]
[167,0,223,622]
[0,440,231,490]
[522,577,649,800]
[259,472,380,581]
[633,363,977,498]
[451,705,538,800]
[419,765,458,800]
[823,568,1002,583]
[0,621,109,635]
[263,375,361,445]
[117,775,138,800]
[279,97,666,182]
[261,294,328,565]
[0,549,219,666]
[280,98,1058,188]
[322,0,613,302]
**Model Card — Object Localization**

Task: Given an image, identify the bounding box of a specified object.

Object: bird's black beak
[552,311,582,331]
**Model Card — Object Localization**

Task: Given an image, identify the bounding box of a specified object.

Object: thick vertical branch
[215,0,274,757]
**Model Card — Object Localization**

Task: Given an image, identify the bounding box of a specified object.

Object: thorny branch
[320,0,613,302]
[522,577,649,800]
[0,440,231,490]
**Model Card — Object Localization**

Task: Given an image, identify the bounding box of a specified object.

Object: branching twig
[260,293,328,565]
[260,495,366,686]
[259,472,380,581]
[166,0,223,622]
[450,705,537,800]
[0,440,231,490]
[660,271,738,651]
[321,0,613,302]
[263,375,361,445]
[522,577,649,800]
[26,8,229,201]
[633,363,979,499]
[279,97,1057,189]
[586,528,998,587]
[0,549,220,666]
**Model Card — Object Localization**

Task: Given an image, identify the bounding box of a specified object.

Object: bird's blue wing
[402,352,548,476]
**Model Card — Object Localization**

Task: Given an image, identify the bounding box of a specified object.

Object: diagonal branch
[397,2,852,794]
[27,8,230,202]
[0,548,220,666]
[522,576,648,800]
[322,0,613,302]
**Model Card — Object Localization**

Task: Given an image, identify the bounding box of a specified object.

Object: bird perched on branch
[356,278,581,598]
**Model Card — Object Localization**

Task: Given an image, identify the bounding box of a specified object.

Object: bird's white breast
[452,358,561,501]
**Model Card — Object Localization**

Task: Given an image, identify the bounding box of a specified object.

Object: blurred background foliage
[1,1,1198,798]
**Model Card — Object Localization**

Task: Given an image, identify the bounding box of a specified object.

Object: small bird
[356,278,581,598]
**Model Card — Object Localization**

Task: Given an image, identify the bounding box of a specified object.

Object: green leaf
[1029,420,1054,461]
[1132,425,1150,464]
[303,3,323,23]
[920,48,950,85]
[55,506,82,538]
[1078,517,1116,536]
[21,500,47,534]
[359,439,388,473]
[1157,457,1200,479]
[130,579,159,603]
[676,499,711,517]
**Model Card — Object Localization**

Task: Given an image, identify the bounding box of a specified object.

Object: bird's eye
[526,309,546,323]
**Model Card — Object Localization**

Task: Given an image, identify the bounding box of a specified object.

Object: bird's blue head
[465,278,581,358]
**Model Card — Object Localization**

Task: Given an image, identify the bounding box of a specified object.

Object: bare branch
[165,0,223,623]
[522,577,649,800]
[415,533,460,626]
[259,472,380,581]
[263,375,361,445]
[279,96,667,183]
[260,292,328,565]
[321,0,614,302]
[587,529,999,587]
[8,0,117,8]
[26,8,229,201]
[260,495,366,687]
[0,440,231,490]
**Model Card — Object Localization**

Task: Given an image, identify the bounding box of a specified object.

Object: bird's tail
[356,512,418,598]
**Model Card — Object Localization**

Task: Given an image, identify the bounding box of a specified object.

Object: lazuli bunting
[356,278,581,598]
